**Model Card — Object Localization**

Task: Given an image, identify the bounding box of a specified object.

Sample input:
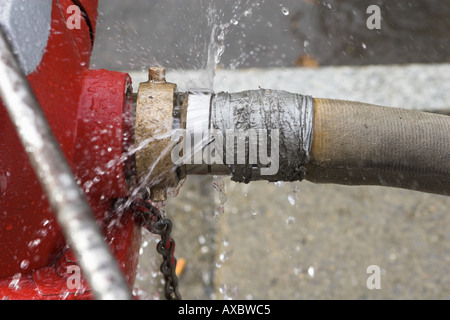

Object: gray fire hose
[179,89,450,197]
[306,98,449,196]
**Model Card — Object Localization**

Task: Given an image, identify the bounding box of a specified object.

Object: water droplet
[362,42,367,49]
[281,7,290,15]
[198,235,206,245]
[201,246,209,254]
[201,270,211,284]
[106,159,115,169]
[308,266,315,278]
[20,260,30,270]
[28,238,41,249]
[216,250,232,269]
[274,181,284,187]
[8,273,21,291]
[61,291,70,300]
[37,228,48,237]
[83,180,93,190]
[230,18,238,25]
[288,195,296,206]
[286,216,296,224]
[213,176,227,222]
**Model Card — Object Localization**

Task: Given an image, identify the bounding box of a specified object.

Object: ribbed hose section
[306,99,450,196]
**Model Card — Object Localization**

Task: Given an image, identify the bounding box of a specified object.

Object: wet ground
[91,0,450,299]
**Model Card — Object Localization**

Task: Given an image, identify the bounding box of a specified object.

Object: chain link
[131,194,182,300]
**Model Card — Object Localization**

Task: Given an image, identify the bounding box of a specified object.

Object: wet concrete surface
[137,175,450,300]
[212,181,450,299]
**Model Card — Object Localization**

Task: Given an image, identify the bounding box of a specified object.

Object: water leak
[115,1,312,300]
[204,1,255,89]
[212,176,227,222]
[123,1,256,298]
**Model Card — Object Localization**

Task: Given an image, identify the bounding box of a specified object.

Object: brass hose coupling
[134,67,185,202]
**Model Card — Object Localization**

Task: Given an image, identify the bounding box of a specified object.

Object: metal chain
[131,195,182,300]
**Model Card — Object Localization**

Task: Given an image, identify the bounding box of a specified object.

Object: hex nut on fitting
[134,67,179,201]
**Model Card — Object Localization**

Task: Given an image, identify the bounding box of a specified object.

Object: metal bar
[0,28,133,300]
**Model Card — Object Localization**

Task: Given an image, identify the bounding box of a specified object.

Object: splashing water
[212,175,227,222]
[129,1,260,298]
[102,0,262,299]
[206,14,226,89]
[204,0,257,89]
[281,6,290,16]
[205,4,239,89]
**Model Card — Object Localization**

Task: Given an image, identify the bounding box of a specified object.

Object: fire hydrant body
[0,0,140,299]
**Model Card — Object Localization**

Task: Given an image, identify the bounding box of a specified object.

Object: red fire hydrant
[0,0,140,299]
